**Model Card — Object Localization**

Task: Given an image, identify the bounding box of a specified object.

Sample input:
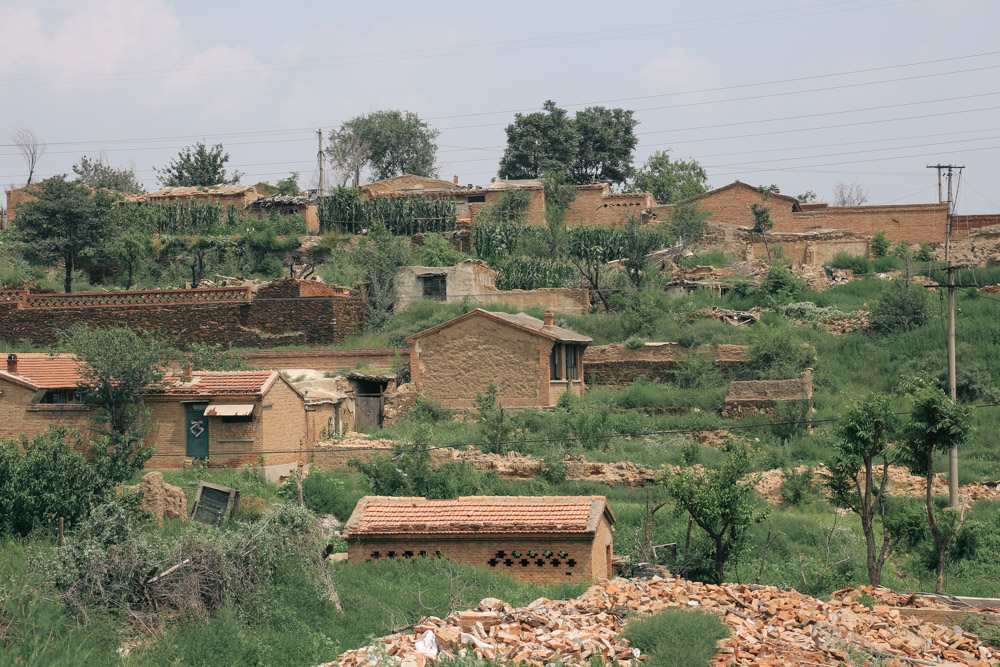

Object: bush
[407,396,452,424]
[413,233,463,267]
[915,243,934,262]
[828,251,872,274]
[621,608,730,667]
[756,265,804,305]
[870,231,890,258]
[673,352,722,390]
[869,279,929,334]
[744,324,814,380]
[779,466,820,505]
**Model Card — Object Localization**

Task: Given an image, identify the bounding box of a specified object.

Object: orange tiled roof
[344,496,613,537]
[146,371,278,397]
[0,353,85,390]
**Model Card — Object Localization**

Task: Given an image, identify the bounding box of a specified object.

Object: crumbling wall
[721,369,813,419]
[583,343,748,386]
[381,382,417,428]
[242,348,406,372]
[0,280,365,348]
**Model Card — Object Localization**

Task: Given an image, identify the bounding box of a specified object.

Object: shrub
[744,324,814,380]
[673,352,722,390]
[779,466,820,505]
[869,279,929,334]
[413,233,463,266]
[870,231,890,258]
[621,607,730,667]
[828,251,872,274]
[872,255,903,273]
[624,335,646,350]
[407,396,452,424]
[915,243,934,262]
[756,265,804,305]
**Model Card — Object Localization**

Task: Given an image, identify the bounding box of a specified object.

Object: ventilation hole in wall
[535,559,545,567]
[566,571,573,576]
[503,558,514,567]
[487,558,499,567]
[519,558,530,567]
[567,558,577,568]
[527,550,537,558]
[495,550,506,558]
[370,551,381,560]
[550,558,561,567]
[512,550,521,558]
[435,551,444,558]
[543,550,553,558]
[418,551,428,557]
[387,551,397,559]
[558,550,568,558]
[402,551,414,559]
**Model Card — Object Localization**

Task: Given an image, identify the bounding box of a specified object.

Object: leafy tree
[744,323,813,380]
[157,141,243,187]
[869,278,929,334]
[5,176,112,292]
[413,233,463,267]
[185,342,248,371]
[795,191,819,203]
[332,110,439,181]
[618,217,666,290]
[475,185,532,225]
[105,208,153,288]
[498,101,639,187]
[900,380,974,593]
[571,106,638,186]
[825,394,900,586]
[350,222,410,330]
[631,150,708,204]
[498,100,576,180]
[664,438,767,583]
[72,155,145,193]
[473,382,510,454]
[59,324,172,437]
[915,242,934,262]
[757,265,804,306]
[541,171,576,254]
[567,226,617,312]
[750,185,778,263]
[869,231,890,258]
[667,202,711,243]
[261,172,301,196]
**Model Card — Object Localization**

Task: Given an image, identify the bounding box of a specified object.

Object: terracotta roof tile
[0,353,85,389]
[147,371,277,397]
[344,496,613,536]
[407,309,592,344]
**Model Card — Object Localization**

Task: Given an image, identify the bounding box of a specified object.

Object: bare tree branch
[11,128,45,185]
[832,179,870,206]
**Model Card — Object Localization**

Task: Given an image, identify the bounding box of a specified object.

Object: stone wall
[721,369,813,419]
[584,343,748,386]
[0,279,365,348]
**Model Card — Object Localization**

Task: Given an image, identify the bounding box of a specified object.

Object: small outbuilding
[407,308,592,410]
[343,495,615,584]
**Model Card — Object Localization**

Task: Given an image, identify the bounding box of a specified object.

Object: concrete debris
[126,472,188,525]
[332,576,1000,666]
[696,306,766,326]
[789,263,855,291]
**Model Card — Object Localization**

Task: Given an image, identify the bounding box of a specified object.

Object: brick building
[344,495,616,584]
[0,354,326,476]
[360,175,653,227]
[649,180,952,245]
[245,194,320,233]
[407,308,592,410]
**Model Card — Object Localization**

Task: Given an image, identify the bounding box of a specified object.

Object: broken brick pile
[332,575,998,666]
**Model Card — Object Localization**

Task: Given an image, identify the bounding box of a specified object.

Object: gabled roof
[406,308,592,344]
[0,353,85,390]
[145,370,299,398]
[674,180,802,209]
[344,495,614,537]
[146,184,260,198]
[361,175,468,196]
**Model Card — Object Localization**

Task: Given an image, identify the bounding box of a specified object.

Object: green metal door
[185,405,209,459]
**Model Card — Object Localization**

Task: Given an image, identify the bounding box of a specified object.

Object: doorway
[185,404,210,459]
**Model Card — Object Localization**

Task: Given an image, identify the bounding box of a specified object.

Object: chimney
[543,310,554,328]
[6,353,16,375]
[181,362,193,382]
[453,174,459,185]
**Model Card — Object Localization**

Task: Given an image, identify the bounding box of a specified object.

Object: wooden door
[186,405,210,459]
[355,394,384,430]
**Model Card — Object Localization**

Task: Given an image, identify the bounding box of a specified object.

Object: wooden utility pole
[317,128,325,199]
[928,164,964,506]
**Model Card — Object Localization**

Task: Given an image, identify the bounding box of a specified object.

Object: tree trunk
[714,538,726,584]
[761,233,772,263]
[64,254,74,293]
[862,516,880,586]
[925,457,946,594]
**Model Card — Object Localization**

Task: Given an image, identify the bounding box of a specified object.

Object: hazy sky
[1,0,998,213]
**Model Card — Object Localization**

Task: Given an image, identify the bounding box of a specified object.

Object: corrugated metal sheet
[203,403,255,416]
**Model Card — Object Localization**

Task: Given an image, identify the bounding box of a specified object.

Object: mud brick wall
[584,343,748,386]
[0,282,365,349]
[242,348,407,372]
[721,369,813,419]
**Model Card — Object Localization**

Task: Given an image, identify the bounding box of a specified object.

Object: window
[550,345,558,380]
[421,275,447,301]
[39,390,79,404]
[468,195,486,203]
[566,346,578,381]
[221,415,253,423]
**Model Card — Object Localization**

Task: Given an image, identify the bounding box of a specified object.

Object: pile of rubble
[458,449,659,486]
[333,575,999,666]
[696,306,767,326]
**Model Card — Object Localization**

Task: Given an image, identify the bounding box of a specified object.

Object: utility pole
[317,128,325,199]
[929,164,964,506]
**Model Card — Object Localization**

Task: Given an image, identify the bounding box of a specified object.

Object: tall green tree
[350,222,410,330]
[664,438,767,584]
[825,393,900,587]
[331,110,439,181]
[750,184,778,263]
[72,155,145,194]
[5,177,111,292]
[900,380,974,593]
[498,100,576,181]
[59,324,173,437]
[631,150,708,204]
[156,141,243,187]
[498,101,639,188]
[571,106,638,186]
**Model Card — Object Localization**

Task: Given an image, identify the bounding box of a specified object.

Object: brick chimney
[181,362,193,382]
[6,353,16,375]
[453,174,459,185]
[543,310,554,328]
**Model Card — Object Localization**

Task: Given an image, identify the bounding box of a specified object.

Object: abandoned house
[407,309,592,410]
[343,495,616,584]
[0,354,326,477]
[395,259,590,314]
[721,368,814,420]
[244,194,320,233]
